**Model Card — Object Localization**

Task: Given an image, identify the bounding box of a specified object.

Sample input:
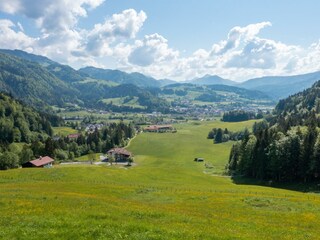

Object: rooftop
[108,148,132,156]
[29,156,54,167]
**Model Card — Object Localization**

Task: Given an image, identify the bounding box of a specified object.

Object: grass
[53,127,78,136]
[1,120,320,239]
[101,97,146,109]
[74,153,103,162]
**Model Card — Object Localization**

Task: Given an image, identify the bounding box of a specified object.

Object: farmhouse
[22,156,54,168]
[144,125,174,133]
[67,133,80,140]
[107,148,132,162]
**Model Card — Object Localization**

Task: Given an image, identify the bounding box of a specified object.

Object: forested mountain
[162,83,272,102]
[190,75,236,86]
[3,49,320,103]
[0,92,136,170]
[79,66,161,88]
[0,52,79,108]
[228,80,320,183]
[0,51,170,112]
[78,83,171,112]
[0,49,87,83]
[157,79,177,87]
[239,71,320,100]
[0,49,55,66]
[0,92,56,145]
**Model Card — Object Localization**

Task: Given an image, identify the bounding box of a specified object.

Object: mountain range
[190,71,320,100]
[188,74,236,86]
[0,48,319,111]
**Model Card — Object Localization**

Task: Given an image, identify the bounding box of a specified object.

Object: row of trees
[0,122,136,170]
[227,112,320,182]
[227,81,320,183]
[0,93,137,169]
[208,127,250,144]
[222,110,263,122]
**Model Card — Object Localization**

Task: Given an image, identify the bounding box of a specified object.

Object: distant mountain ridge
[189,74,236,86]
[0,49,320,106]
[0,50,171,112]
[238,71,320,100]
[0,49,88,83]
[79,66,162,88]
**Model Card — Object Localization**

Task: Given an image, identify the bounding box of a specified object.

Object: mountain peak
[190,74,236,86]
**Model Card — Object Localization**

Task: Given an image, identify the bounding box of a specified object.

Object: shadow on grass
[231,175,320,193]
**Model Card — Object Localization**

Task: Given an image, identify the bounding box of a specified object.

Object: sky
[0,0,319,82]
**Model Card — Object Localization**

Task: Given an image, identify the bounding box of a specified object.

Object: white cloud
[212,21,272,55]
[0,0,320,83]
[0,19,35,51]
[0,0,105,32]
[0,0,21,14]
[85,9,147,56]
[128,33,179,66]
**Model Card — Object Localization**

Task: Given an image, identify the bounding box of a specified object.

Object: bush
[0,152,19,170]
[54,149,68,161]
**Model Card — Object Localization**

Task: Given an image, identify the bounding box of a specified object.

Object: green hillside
[161,83,274,109]
[228,80,320,183]
[0,49,276,113]
[0,53,79,108]
[1,120,319,239]
[79,66,161,88]
[0,49,87,83]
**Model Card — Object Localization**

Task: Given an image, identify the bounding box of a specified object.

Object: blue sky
[0,0,319,81]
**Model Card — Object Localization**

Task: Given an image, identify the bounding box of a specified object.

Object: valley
[1,1,320,239]
[1,120,320,239]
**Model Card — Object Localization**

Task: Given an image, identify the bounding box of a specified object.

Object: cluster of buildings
[144,125,175,133]
[85,123,104,133]
[21,147,134,168]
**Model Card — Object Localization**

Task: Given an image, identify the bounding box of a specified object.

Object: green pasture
[53,127,78,136]
[74,153,103,162]
[101,97,146,109]
[1,120,320,239]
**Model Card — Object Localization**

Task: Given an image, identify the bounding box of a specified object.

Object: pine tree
[214,128,223,144]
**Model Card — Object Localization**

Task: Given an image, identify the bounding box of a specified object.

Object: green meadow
[53,127,78,136]
[1,120,320,239]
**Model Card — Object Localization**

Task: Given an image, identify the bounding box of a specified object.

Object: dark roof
[107,148,132,156]
[29,156,54,167]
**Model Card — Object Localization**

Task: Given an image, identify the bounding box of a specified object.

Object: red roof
[68,134,80,139]
[29,156,54,167]
[108,148,132,156]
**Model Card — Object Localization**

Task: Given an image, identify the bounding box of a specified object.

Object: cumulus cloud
[0,19,35,51]
[85,9,147,56]
[0,0,105,32]
[0,0,320,82]
[128,33,179,66]
[212,21,272,55]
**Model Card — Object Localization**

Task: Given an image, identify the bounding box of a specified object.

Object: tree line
[222,110,263,122]
[0,92,136,170]
[227,81,320,183]
[208,127,250,144]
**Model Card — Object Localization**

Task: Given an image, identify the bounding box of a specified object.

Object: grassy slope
[53,127,78,136]
[1,120,320,239]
